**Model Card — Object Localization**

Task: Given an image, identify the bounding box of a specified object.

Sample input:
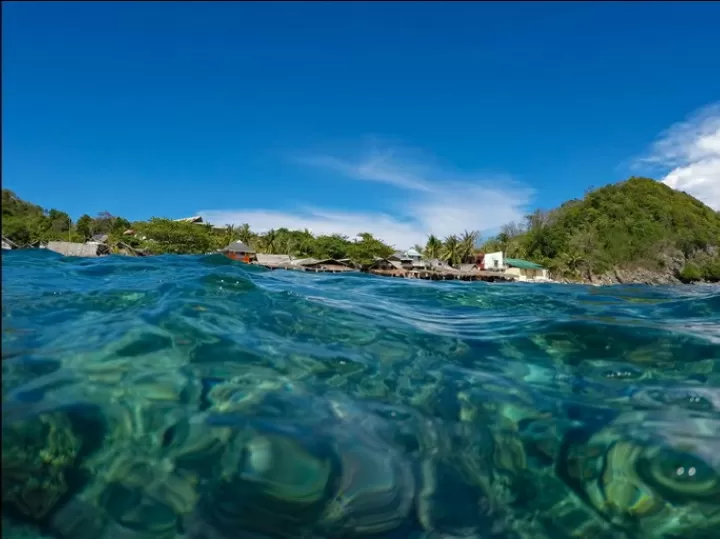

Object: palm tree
[298,229,315,256]
[262,229,278,254]
[505,238,526,259]
[282,235,295,255]
[442,235,461,266]
[560,251,585,276]
[224,224,236,245]
[237,223,253,244]
[459,230,480,263]
[424,234,442,260]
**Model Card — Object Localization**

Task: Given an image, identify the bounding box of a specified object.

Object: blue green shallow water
[2,250,720,539]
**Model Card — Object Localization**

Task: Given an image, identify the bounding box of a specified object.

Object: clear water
[2,250,719,539]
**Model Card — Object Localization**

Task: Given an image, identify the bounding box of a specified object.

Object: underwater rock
[195,426,336,538]
[417,458,500,537]
[556,411,720,538]
[318,427,416,536]
[189,394,417,539]
[99,481,180,539]
[2,411,82,521]
[48,498,108,539]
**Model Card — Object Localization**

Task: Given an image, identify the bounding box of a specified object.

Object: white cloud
[639,102,720,210]
[295,151,433,192]
[199,145,534,249]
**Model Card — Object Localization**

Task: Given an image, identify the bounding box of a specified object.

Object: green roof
[504,258,544,270]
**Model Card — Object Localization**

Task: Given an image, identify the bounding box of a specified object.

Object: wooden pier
[366,268,514,282]
[254,263,355,274]
[249,261,514,282]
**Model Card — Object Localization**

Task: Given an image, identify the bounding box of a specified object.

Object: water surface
[3,250,719,538]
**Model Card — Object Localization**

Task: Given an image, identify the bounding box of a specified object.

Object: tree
[136,218,215,254]
[261,229,278,254]
[311,234,351,260]
[47,209,71,234]
[237,223,253,244]
[91,211,117,235]
[459,230,480,263]
[347,232,394,264]
[424,235,443,260]
[75,215,93,240]
[442,235,461,266]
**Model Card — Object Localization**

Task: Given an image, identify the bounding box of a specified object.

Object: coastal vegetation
[478,177,720,282]
[0,189,479,266]
[3,176,720,282]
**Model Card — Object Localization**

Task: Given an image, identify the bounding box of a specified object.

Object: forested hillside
[480,177,720,283]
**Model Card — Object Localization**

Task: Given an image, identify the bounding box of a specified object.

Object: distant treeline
[3,177,720,282]
[1,189,479,265]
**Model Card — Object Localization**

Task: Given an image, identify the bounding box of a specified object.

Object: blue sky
[3,2,720,248]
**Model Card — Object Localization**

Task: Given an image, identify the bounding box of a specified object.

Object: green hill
[481,177,720,283]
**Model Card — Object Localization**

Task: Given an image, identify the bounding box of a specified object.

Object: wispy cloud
[295,150,433,192]
[199,144,535,249]
[637,102,720,210]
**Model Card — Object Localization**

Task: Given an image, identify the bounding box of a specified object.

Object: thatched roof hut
[225,241,256,254]
[368,258,403,271]
[294,258,355,272]
[256,254,292,267]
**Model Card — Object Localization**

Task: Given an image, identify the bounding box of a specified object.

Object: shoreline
[7,246,717,286]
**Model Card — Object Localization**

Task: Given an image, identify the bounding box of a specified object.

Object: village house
[292,258,355,273]
[388,248,428,270]
[405,248,423,261]
[388,251,413,269]
[367,257,399,271]
[482,251,504,270]
[478,251,548,281]
[223,240,257,262]
[504,258,548,281]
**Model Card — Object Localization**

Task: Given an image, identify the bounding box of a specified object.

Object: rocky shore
[553,249,718,286]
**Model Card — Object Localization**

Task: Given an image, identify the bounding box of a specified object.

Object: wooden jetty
[366,268,514,282]
[249,257,514,281]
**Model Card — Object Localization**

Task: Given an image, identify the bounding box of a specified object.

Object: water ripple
[3,251,720,539]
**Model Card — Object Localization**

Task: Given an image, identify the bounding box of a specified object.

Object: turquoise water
[2,250,720,539]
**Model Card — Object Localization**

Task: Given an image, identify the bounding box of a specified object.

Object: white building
[483,251,504,270]
[482,251,548,281]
